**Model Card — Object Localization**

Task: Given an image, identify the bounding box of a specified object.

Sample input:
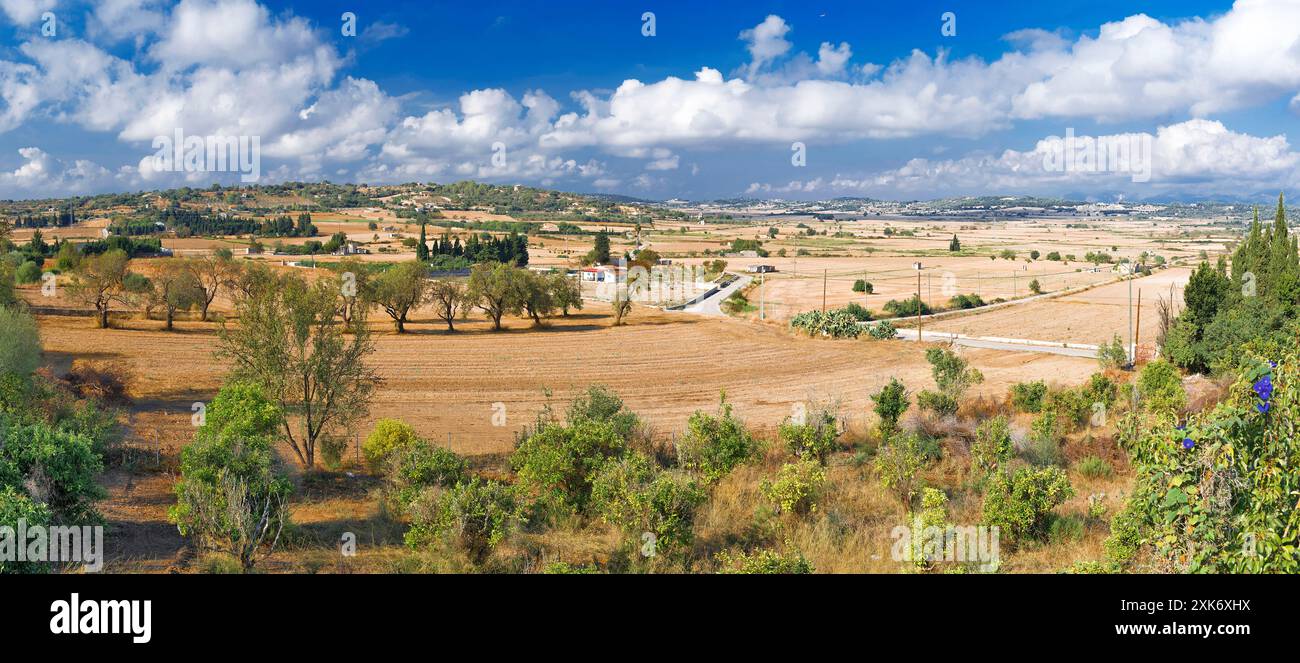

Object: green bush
[16,261,41,284]
[790,308,863,339]
[868,320,898,339]
[842,302,872,321]
[981,466,1074,545]
[404,478,522,562]
[883,295,931,317]
[1097,334,1129,370]
[0,412,104,524]
[1137,359,1186,417]
[971,416,1013,475]
[169,382,292,570]
[566,385,640,440]
[871,378,909,435]
[0,306,40,378]
[851,279,873,294]
[386,440,469,510]
[591,453,706,559]
[1009,381,1047,413]
[762,460,826,516]
[716,548,814,574]
[677,400,757,482]
[917,390,958,417]
[1075,455,1113,479]
[511,418,626,516]
[874,432,928,508]
[0,486,52,573]
[779,407,839,463]
[362,419,419,472]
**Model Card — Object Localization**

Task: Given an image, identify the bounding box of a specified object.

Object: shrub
[883,295,930,317]
[511,418,626,515]
[1075,455,1113,479]
[762,460,827,516]
[404,478,522,563]
[981,466,1074,545]
[169,382,291,570]
[385,440,469,510]
[16,261,41,284]
[1009,381,1047,413]
[363,419,419,472]
[790,308,862,338]
[0,412,104,523]
[925,347,984,404]
[566,385,640,440]
[851,279,873,294]
[868,320,897,339]
[874,432,928,508]
[0,305,40,378]
[917,390,958,417]
[948,293,985,309]
[779,406,839,463]
[1028,279,1042,295]
[0,486,52,573]
[591,453,706,559]
[970,416,1013,475]
[716,548,814,574]
[1137,359,1186,417]
[677,400,758,482]
[1097,334,1129,370]
[871,378,909,436]
[842,301,872,321]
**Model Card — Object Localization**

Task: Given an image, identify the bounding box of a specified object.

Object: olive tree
[370,260,428,333]
[218,274,379,467]
[467,261,522,331]
[428,279,467,331]
[68,249,131,329]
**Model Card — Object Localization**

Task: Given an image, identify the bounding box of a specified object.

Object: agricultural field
[2,181,1290,581]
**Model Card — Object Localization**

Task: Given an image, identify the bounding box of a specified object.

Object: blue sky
[1,0,1298,201]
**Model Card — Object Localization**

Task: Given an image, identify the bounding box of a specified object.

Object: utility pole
[760,273,766,320]
[822,269,827,312]
[1128,273,1134,367]
[1134,289,1143,365]
[915,262,923,343]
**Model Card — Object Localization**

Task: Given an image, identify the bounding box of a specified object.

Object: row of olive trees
[365,260,583,333]
[61,250,591,334]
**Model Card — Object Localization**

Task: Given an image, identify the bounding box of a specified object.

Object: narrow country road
[680,274,753,316]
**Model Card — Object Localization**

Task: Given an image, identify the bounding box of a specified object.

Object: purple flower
[1257,401,1271,414]
[1253,375,1274,399]
[1182,438,1195,450]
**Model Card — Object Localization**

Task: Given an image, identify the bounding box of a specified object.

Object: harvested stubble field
[30,297,1112,572]
[928,267,1191,345]
[32,301,1100,459]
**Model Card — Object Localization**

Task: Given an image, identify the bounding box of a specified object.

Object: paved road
[680,274,753,316]
[893,328,1101,358]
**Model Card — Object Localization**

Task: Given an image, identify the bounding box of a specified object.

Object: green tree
[467,261,522,331]
[371,260,429,333]
[169,382,292,570]
[150,259,206,330]
[69,249,131,328]
[871,378,909,437]
[416,222,429,262]
[218,274,378,467]
[0,306,40,377]
[428,279,467,331]
[948,235,961,252]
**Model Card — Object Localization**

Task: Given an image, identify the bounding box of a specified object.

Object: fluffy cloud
[818,120,1300,197]
[2,2,1300,198]
[0,147,117,196]
[1,0,56,24]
